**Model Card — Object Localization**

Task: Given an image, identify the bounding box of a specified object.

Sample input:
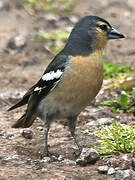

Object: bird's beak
[108,28,125,39]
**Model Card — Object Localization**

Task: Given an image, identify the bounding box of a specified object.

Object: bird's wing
[8,51,69,111]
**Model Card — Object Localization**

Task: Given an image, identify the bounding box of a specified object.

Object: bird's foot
[73,147,82,157]
[72,136,82,156]
[40,150,59,161]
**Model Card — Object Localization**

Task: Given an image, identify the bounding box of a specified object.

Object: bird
[8,16,125,157]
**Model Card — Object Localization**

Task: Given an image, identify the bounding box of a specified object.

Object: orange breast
[50,49,103,115]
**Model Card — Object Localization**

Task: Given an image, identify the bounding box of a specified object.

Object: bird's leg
[43,123,50,157]
[68,116,82,153]
[42,116,57,159]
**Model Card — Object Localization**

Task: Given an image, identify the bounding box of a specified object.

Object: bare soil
[0,0,135,179]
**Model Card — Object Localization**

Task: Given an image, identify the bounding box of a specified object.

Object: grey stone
[87,118,113,126]
[8,35,27,49]
[37,126,44,131]
[21,129,33,139]
[70,16,78,24]
[58,155,65,161]
[41,157,51,163]
[97,165,109,174]
[115,170,131,180]
[62,159,76,165]
[120,154,131,170]
[5,133,15,139]
[107,158,117,167]
[107,167,115,175]
[86,120,98,126]
[97,118,113,125]
[26,159,32,165]
[76,148,100,166]
[33,160,40,165]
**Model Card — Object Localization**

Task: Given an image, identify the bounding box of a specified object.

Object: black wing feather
[8,51,69,111]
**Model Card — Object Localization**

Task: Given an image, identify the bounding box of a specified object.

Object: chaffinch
[8,16,125,157]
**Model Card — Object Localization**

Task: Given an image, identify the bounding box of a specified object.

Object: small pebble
[41,157,51,163]
[26,159,32,165]
[62,159,76,165]
[119,154,131,170]
[86,120,98,126]
[8,35,27,49]
[58,155,65,161]
[87,118,113,126]
[107,167,115,175]
[70,15,78,24]
[37,126,44,131]
[97,118,113,125]
[33,160,40,165]
[107,158,118,167]
[97,165,109,174]
[115,169,131,180]
[5,133,15,139]
[21,129,33,139]
[76,148,100,166]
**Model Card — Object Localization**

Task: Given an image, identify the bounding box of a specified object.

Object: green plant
[103,61,131,79]
[99,88,135,113]
[93,121,135,155]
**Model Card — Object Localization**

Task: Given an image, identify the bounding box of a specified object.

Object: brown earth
[0,0,135,179]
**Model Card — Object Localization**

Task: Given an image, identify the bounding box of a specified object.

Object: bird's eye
[99,24,108,31]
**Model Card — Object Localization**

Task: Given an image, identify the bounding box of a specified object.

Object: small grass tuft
[98,88,135,114]
[93,121,135,155]
[103,61,132,79]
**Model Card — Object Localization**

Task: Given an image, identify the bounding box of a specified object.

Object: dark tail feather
[12,114,26,128]
[12,113,36,128]
[11,89,38,128]
[8,97,29,111]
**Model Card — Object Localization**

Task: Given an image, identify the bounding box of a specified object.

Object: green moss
[93,121,135,155]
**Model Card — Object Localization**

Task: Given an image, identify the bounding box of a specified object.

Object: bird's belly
[42,51,103,117]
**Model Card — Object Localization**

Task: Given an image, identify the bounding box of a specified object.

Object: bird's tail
[12,113,36,128]
[12,91,39,128]
[8,98,27,111]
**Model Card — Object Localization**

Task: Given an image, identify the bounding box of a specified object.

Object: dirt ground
[0,0,135,179]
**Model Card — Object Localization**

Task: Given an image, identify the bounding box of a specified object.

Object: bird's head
[64,16,125,56]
